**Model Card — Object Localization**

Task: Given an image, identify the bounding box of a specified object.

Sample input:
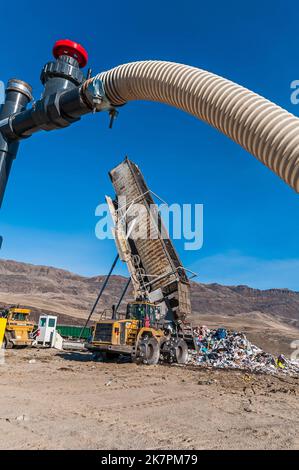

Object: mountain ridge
[1,258,298,355]
[1,258,298,324]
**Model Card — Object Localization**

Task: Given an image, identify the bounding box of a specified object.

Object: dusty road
[0,348,298,450]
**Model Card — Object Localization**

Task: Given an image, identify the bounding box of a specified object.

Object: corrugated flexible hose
[83,61,299,193]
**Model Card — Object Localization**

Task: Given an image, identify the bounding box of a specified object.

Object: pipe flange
[41,59,84,87]
[6,79,33,102]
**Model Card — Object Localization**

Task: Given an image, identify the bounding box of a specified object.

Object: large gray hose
[84,61,299,193]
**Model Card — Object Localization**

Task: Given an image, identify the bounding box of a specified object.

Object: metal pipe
[113,278,131,319]
[79,254,119,340]
[0,79,32,207]
[0,40,113,211]
[2,49,299,215]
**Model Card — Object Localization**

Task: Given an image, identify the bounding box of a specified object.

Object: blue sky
[0,0,298,290]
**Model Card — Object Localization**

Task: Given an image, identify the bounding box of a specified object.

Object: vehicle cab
[126,302,161,326]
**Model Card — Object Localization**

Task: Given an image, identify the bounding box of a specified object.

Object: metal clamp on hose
[81,77,114,113]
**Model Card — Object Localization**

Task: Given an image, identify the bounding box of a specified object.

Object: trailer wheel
[3,334,13,349]
[137,337,160,365]
[174,339,188,364]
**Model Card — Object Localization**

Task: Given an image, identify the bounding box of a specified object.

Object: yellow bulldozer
[86,301,189,365]
[0,306,34,349]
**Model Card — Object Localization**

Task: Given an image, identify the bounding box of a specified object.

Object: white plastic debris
[190,327,299,376]
[16,415,29,422]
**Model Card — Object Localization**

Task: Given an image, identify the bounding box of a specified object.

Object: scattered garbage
[198,379,216,385]
[16,414,29,422]
[243,406,253,413]
[190,326,299,376]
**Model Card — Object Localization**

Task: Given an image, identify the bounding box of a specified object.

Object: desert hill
[0,258,298,355]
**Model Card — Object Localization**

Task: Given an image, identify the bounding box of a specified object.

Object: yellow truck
[0,318,7,348]
[86,301,189,365]
[0,307,34,349]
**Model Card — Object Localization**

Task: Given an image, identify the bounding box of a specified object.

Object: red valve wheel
[53,39,88,68]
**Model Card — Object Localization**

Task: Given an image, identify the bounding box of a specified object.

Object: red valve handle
[53,39,88,68]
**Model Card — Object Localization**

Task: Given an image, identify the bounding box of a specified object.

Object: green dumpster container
[56,324,92,340]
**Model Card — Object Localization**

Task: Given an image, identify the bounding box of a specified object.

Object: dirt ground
[0,348,298,450]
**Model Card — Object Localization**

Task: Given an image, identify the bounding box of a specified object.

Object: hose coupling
[81,78,113,113]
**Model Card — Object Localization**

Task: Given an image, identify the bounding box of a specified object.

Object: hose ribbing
[84,61,299,193]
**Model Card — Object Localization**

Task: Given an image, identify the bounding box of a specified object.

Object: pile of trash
[189,326,299,376]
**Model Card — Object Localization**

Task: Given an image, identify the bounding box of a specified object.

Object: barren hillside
[0,259,298,355]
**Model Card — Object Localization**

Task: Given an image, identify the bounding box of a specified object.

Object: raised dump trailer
[86,158,196,364]
[107,157,192,322]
